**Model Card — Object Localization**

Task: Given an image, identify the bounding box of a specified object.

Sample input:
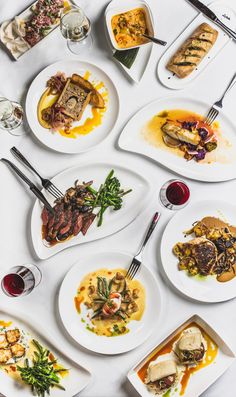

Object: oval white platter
[104,0,153,83]
[25,60,119,154]
[118,96,236,182]
[31,162,152,259]
[0,308,91,397]
[160,200,236,303]
[59,251,162,355]
[157,1,236,90]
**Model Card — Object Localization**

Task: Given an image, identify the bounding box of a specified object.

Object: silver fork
[205,72,236,125]
[126,212,160,280]
[10,146,63,200]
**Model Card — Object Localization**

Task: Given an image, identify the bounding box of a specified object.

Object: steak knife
[1,158,54,212]
[186,0,236,41]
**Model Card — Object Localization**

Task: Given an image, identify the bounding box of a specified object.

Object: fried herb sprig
[17,339,66,397]
[86,170,132,226]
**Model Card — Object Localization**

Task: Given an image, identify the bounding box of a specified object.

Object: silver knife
[187,0,236,41]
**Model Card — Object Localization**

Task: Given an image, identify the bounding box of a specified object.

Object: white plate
[160,200,236,303]
[58,251,162,355]
[157,1,236,90]
[25,60,119,153]
[105,0,153,83]
[118,96,236,182]
[127,314,235,397]
[0,308,91,397]
[31,162,152,259]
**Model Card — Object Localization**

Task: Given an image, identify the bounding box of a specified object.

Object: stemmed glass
[0,97,24,136]
[1,264,42,297]
[60,7,93,55]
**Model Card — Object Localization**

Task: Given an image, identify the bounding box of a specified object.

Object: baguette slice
[167,23,218,78]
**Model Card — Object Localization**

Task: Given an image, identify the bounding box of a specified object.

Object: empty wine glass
[1,264,42,297]
[0,97,24,136]
[60,7,93,55]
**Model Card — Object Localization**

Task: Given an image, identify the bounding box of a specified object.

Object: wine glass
[60,7,93,55]
[1,264,42,297]
[0,97,24,136]
[159,179,190,210]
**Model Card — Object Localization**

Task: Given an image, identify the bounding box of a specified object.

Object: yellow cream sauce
[142,109,234,164]
[37,71,107,139]
[138,322,218,396]
[74,268,146,337]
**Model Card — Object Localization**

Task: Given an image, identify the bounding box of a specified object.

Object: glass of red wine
[1,264,42,297]
[159,179,190,210]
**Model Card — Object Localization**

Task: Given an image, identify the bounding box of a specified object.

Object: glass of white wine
[60,7,93,55]
[0,97,24,135]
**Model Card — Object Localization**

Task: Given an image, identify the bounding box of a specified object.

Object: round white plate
[118,96,236,182]
[31,162,152,259]
[157,1,236,90]
[160,200,236,303]
[58,251,162,355]
[25,60,119,153]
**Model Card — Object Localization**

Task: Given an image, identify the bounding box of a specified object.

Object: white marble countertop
[0,0,236,396]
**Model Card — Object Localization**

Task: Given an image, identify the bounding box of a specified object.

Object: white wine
[0,97,23,132]
[0,98,12,121]
[61,9,89,42]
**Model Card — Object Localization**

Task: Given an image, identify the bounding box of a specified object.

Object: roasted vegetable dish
[173,217,236,282]
[42,170,132,246]
[111,8,149,49]
[167,23,218,78]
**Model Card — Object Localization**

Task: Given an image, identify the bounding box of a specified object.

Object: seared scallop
[0,348,12,364]
[11,343,25,358]
[0,334,8,348]
[6,329,20,344]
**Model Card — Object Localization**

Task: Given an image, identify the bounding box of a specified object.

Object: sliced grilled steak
[81,213,96,235]
[190,238,217,275]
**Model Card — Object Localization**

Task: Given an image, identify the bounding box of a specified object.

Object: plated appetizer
[41,170,132,246]
[144,109,222,162]
[38,71,107,138]
[139,323,217,396]
[74,268,145,337]
[173,216,236,282]
[0,0,70,60]
[167,23,218,79]
[0,320,68,396]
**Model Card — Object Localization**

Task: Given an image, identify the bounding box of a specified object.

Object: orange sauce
[138,322,218,395]
[0,320,12,327]
[74,296,84,314]
[49,352,69,378]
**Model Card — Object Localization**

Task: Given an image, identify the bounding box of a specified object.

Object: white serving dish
[105,0,154,51]
[118,96,236,182]
[58,251,163,355]
[0,308,91,397]
[157,1,236,90]
[160,199,236,303]
[104,0,154,83]
[31,161,153,259]
[127,314,235,397]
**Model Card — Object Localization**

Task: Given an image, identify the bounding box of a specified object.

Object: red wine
[166,181,190,205]
[160,179,190,210]
[2,273,25,297]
